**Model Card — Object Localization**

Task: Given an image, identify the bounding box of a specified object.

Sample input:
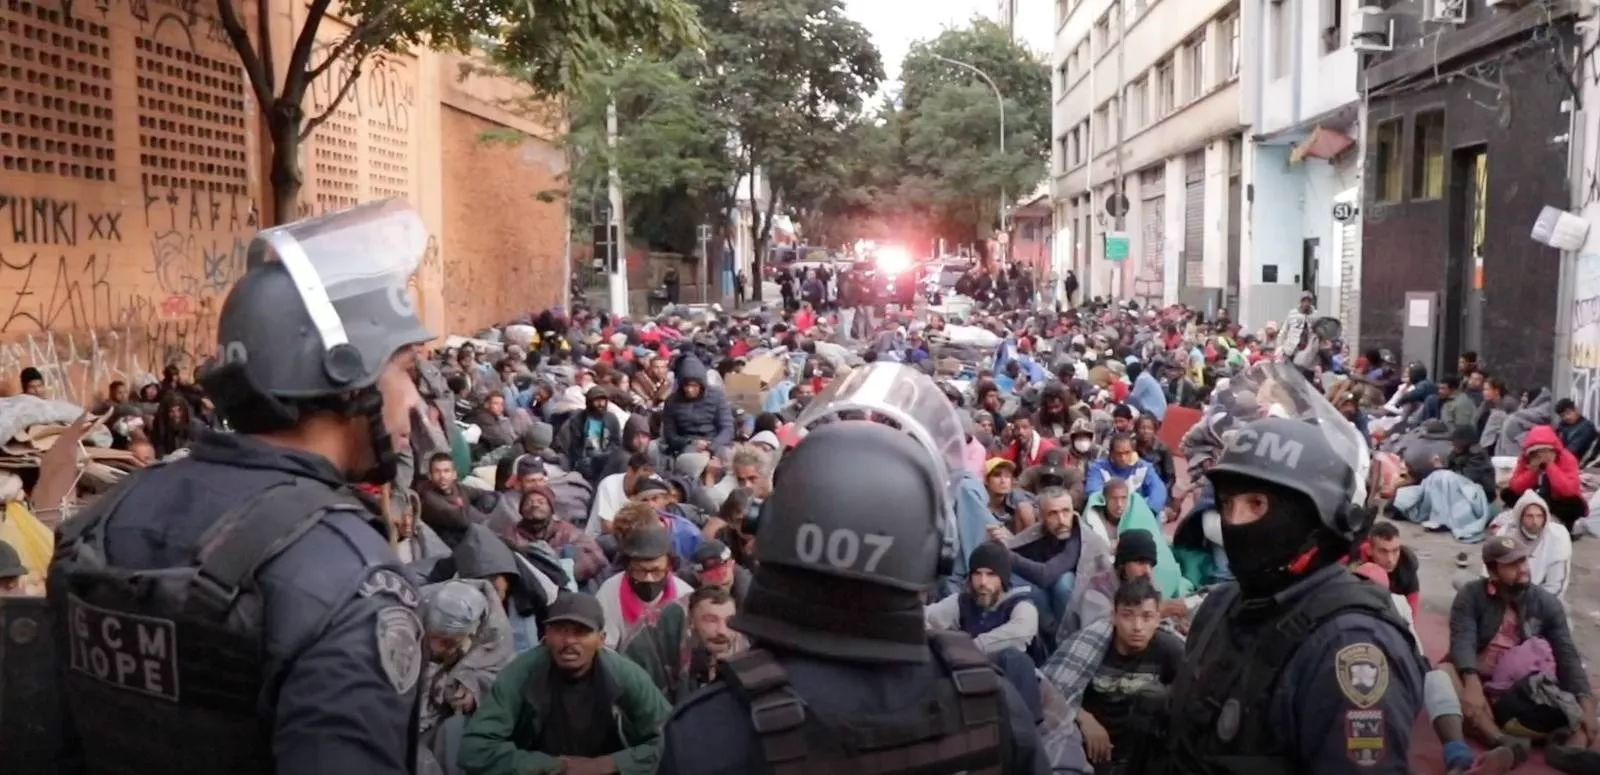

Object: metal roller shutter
[1183,152,1205,290]
[1136,165,1166,309]
[1339,218,1360,345]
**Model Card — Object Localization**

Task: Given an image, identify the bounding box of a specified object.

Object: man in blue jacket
[1087,432,1168,512]
[661,355,734,457]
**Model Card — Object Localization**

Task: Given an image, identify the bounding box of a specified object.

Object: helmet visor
[797,362,966,496]
[247,199,428,352]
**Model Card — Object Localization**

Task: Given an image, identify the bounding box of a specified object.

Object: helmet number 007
[794,524,895,573]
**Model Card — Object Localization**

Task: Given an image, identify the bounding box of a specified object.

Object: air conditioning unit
[1427,0,1469,23]
[1351,5,1394,52]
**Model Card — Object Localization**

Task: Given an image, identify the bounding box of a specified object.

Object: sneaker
[1456,551,1470,569]
[1419,520,1443,531]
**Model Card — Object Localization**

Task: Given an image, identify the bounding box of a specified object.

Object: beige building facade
[1050,0,1245,313]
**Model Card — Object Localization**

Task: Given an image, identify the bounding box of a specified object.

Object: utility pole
[1110,4,1128,297]
[930,54,1006,264]
[606,99,629,316]
[697,223,712,305]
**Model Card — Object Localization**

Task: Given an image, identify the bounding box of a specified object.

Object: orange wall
[0,0,567,403]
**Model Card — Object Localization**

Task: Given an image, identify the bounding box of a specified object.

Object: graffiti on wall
[1571,50,1600,416]
[0,0,260,403]
[0,185,247,403]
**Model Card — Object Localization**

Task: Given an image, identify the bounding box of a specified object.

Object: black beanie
[1115,529,1159,567]
[969,542,1013,582]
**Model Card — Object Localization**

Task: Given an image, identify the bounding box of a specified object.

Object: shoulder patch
[1334,642,1390,709]
[1344,709,1387,767]
[360,568,420,608]
[376,606,423,695]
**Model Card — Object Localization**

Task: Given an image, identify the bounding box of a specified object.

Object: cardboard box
[724,353,790,414]
[724,373,766,414]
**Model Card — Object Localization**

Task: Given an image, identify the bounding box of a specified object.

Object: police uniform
[1162,415,1425,774]
[657,363,1051,775]
[48,200,435,775]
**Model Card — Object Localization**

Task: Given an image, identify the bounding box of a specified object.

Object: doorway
[1301,238,1320,297]
[1443,146,1487,373]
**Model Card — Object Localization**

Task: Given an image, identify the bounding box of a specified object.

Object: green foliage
[217,0,701,222]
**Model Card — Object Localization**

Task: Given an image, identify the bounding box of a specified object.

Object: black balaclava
[1215,481,1345,600]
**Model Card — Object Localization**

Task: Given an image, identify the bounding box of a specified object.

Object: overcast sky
[844,0,993,91]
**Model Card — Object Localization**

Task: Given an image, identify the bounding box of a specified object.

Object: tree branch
[215,0,274,108]
[306,5,399,85]
[284,0,336,104]
[255,0,275,96]
[299,62,362,141]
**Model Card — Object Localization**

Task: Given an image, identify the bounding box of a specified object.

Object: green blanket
[1086,490,1194,599]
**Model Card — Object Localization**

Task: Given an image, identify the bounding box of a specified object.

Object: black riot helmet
[1205,415,1363,539]
[200,200,434,482]
[733,362,965,664]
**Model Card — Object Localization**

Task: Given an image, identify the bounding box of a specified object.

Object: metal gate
[1338,218,1360,345]
[1183,151,1205,290]
[1136,166,1165,308]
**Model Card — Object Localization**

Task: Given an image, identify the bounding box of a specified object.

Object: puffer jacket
[660,355,734,455]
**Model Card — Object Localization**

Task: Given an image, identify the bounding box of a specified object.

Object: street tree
[697,0,883,300]
[895,18,1050,241]
[555,53,734,254]
[213,0,699,223]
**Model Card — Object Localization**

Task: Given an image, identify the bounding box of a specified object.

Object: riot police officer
[1162,416,1424,774]
[659,362,1050,774]
[49,200,434,775]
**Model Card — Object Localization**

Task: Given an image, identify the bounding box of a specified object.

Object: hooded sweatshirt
[1491,490,1573,601]
[660,355,734,455]
[1507,425,1585,509]
[450,524,548,652]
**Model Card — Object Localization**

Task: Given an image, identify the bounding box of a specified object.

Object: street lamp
[930,54,1008,253]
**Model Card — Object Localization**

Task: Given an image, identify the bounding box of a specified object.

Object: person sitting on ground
[596,526,693,650]
[1554,398,1598,460]
[1351,521,1422,622]
[459,592,672,775]
[676,538,751,604]
[1502,425,1587,532]
[924,543,1044,723]
[1046,576,1182,775]
[1001,411,1059,469]
[991,486,1112,641]
[1074,529,1192,635]
[1087,432,1168,513]
[1490,491,1572,602]
[1446,424,1498,507]
[984,458,1038,532]
[1440,536,1594,750]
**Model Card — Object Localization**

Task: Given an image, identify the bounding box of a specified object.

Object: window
[1322,0,1345,53]
[1127,76,1148,130]
[1410,110,1446,200]
[1220,12,1240,81]
[1094,13,1111,53]
[1373,118,1404,203]
[1270,0,1292,79]
[1156,58,1176,116]
[1127,0,1148,19]
[1183,36,1207,100]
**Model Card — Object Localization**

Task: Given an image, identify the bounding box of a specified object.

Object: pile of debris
[0,395,138,496]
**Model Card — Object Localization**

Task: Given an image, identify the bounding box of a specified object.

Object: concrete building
[1237,0,1364,333]
[997,0,1057,57]
[1355,0,1576,391]
[0,0,569,403]
[1050,0,1246,315]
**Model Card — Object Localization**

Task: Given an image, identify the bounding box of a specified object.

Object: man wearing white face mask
[1064,419,1100,481]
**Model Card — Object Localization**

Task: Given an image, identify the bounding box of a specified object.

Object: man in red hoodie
[1001,411,1058,468]
[1505,425,1587,531]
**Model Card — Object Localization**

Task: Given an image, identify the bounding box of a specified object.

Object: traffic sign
[1105,232,1130,262]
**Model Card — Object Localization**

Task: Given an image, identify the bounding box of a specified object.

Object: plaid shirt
[1040,617,1114,719]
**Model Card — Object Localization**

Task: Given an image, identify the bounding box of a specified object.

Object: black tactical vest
[720,631,1007,775]
[48,476,352,775]
[1164,569,1418,775]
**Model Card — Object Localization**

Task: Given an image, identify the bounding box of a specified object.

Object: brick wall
[439,106,566,335]
[0,0,567,403]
